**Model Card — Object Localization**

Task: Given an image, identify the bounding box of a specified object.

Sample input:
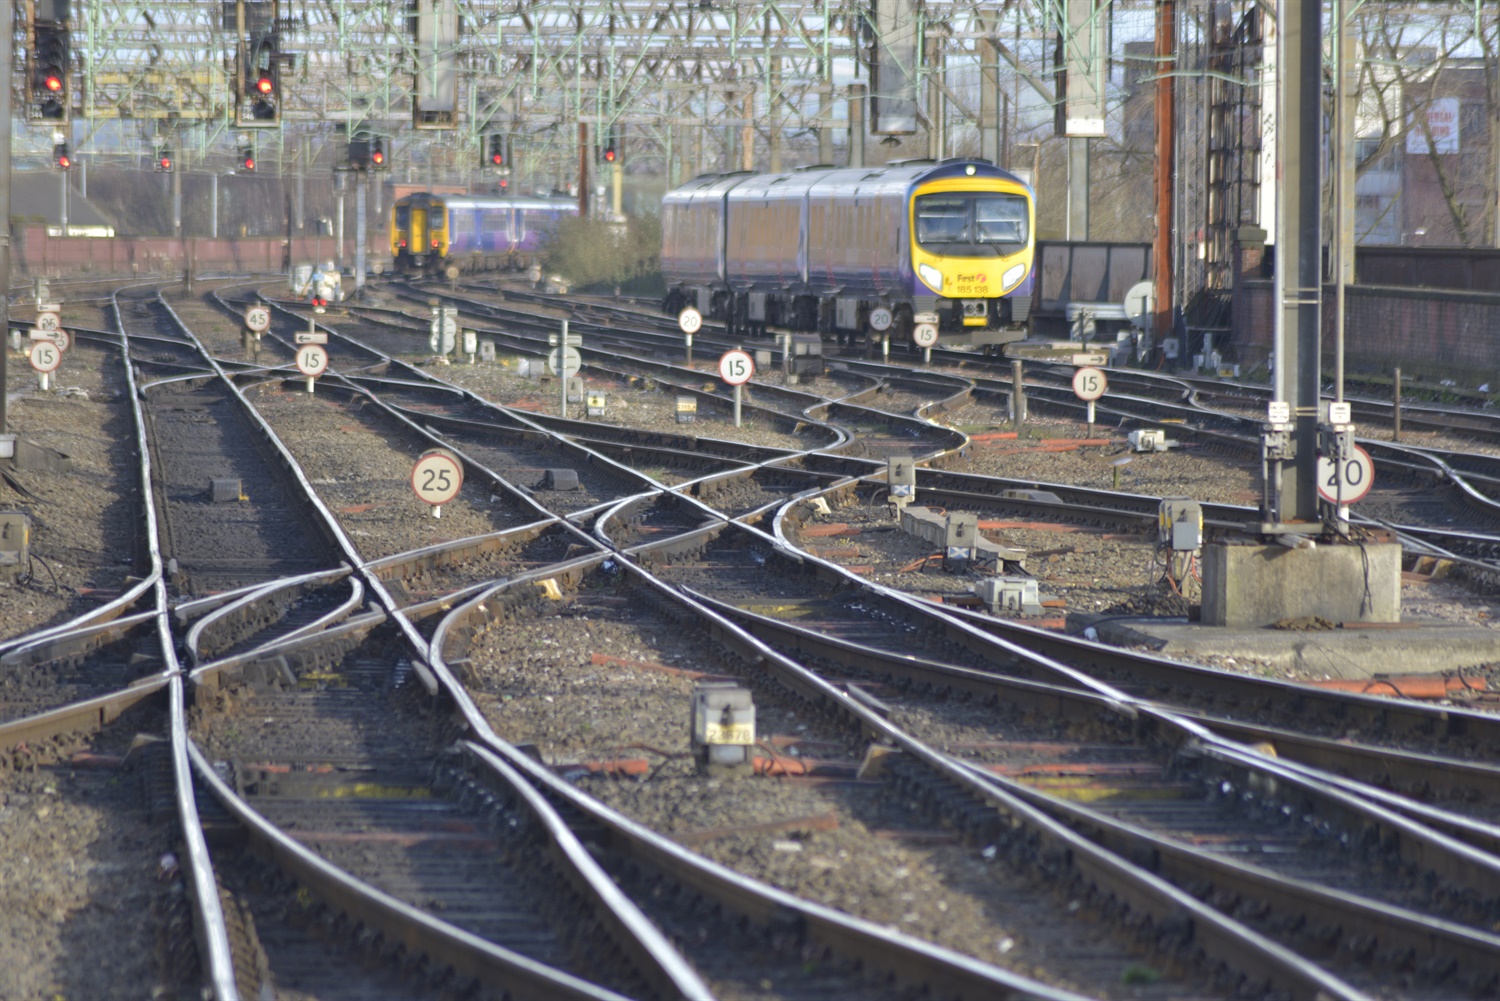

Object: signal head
[603,147,616,163]
[44,74,63,93]
[372,150,385,167]
[255,75,274,95]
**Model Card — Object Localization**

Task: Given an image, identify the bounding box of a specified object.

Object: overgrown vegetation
[541,214,662,294]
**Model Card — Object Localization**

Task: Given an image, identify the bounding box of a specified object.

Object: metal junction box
[975,576,1041,615]
[945,512,979,561]
[0,512,29,582]
[691,682,756,776]
[1158,497,1203,551]
[676,395,697,424]
[888,456,916,507]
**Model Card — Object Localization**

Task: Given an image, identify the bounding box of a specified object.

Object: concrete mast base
[1201,541,1402,628]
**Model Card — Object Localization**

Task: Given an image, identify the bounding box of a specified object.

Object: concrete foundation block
[1201,541,1401,628]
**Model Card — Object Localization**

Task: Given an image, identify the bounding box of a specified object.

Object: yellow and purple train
[391,192,578,275]
[660,158,1035,344]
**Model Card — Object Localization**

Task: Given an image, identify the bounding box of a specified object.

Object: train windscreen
[915,193,1029,255]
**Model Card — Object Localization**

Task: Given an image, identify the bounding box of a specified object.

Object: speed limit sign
[678,307,702,335]
[295,344,329,377]
[244,306,271,333]
[48,328,71,353]
[1317,444,1374,505]
[29,340,61,373]
[912,323,939,348]
[1072,366,1107,401]
[411,449,464,508]
[719,349,754,386]
[35,311,60,333]
[869,307,894,332]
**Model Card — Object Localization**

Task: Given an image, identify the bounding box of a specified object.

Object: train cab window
[429,210,444,229]
[915,196,970,246]
[975,195,1029,249]
[395,206,410,229]
[916,193,1028,255]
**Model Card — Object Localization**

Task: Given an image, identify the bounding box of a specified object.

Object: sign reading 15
[719,349,754,386]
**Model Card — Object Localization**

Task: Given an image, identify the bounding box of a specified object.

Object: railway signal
[235,0,282,126]
[52,143,72,171]
[154,147,173,172]
[487,134,504,169]
[240,146,256,172]
[30,17,70,121]
[370,137,386,168]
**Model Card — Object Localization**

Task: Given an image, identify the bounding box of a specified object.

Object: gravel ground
[0,328,139,643]
[459,572,1220,999]
[0,706,180,1000]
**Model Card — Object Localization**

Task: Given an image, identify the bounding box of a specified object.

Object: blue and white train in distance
[391,192,578,275]
[660,157,1036,347]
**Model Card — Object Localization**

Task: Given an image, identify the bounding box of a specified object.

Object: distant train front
[391,192,577,275]
[660,159,1035,346]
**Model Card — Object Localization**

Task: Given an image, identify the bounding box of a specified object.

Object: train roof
[666,159,1031,203]
[395,192,578,212]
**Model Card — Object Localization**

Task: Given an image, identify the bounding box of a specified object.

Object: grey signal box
[888,457,916,509]
[0,512,30,582]
[691,682,756,776]
[945,511,979,561]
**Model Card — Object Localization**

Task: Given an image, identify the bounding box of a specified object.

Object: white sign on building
[1407,97,1460,154]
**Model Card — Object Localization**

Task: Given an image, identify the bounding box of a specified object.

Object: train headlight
[918,263,943,291]
[1002,263,1025,289]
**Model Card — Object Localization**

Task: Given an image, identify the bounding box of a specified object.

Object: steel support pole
[980,27,1000,164]
[848,84,866,168]
[211,174,218,239]
[1271,0,1322,525]
[296,136,307,232]
[335,186,345,272]
[0,27,10,433]
[577,122,589,218]
[1152,0,1175,342]
[60,171,68,234]
[1067,139,1088,240]
[1333,1,1355,402]
[172,165,182,238]
[355,172,367,291]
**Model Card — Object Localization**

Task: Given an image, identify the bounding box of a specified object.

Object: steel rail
[155,290,712,997]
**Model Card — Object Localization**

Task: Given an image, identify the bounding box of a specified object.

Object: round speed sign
[48,328,71,353]
[1317,444,1374,505]
[912,323,939,348]
[411,449,464,506]
[295,344,329,377]
[244,306,271,333]
[29,340,61,374]
[677,307,703,335]
[1072,366,1107,402]
[719,349,754,386]
[868,307,894,332]
[35,312,60,333]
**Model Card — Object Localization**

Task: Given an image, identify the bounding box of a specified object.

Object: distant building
[12,171,116,238]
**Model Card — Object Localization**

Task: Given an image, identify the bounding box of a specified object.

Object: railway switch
[0,512,29,582]
[692,682,756,777]
[887,457,916,510]
[210,478,244,503]
[1158,497,1203,552]
[975,576,1041,616]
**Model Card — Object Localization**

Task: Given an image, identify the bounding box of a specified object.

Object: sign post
[411,448,464,519]
[548,320,583,418]
[29,339,60,391]
[244,304,270,358]
[678,307,701,368]
[1072,366,1107,434]
[719,349,754,427]
[912,321,939,364]
[295,343,328,393]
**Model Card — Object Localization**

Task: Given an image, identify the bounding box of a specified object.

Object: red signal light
[372,150,385,166]
[255,76,274,95]
[160,158,171,170]
[603,147,616,163]
[244,156,256,171]
[491,153,503,166]
[57,154,71,169]
[44,74,63,93]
